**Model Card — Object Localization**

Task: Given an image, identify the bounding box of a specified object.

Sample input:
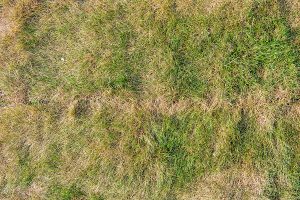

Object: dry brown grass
[0,16,10,39]
[287,0,300,28]
[178,165,266,200]
[203,0,230,13]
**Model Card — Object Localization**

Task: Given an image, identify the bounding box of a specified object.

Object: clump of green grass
[0,0,300,199]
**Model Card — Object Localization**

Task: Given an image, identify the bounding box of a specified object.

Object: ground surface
[0,0,300,199]
[0,17,9,38]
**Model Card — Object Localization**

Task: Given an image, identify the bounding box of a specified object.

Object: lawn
[0,0,299,199]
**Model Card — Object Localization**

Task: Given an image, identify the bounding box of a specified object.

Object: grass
[0,0,300,199]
